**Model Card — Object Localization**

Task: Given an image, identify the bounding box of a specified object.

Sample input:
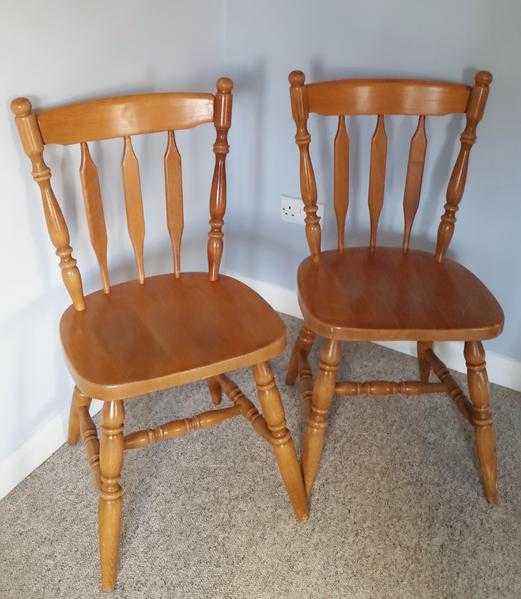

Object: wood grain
[368,115,387,249]
[289,71,321,260]
[287,69,500,505]
[60,273,287,400]
[80,142,110,292]
[99,400,124,592]
[302,338,341,494]
[208,78,232,280]
[333,115,349,251]
[164,131,183,277]
[306,79,471,116]
[465,341,497,503]
[38,92,214,145]
[435,72,492,261]
[402,116,427,253]
[121,136,145,283]
[11,98,85,310]
[297,247,503,341]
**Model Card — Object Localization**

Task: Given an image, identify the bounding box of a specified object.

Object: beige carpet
[1,313,521,598]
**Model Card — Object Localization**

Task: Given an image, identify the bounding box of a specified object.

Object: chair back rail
[288,70,491,257]
[12,79,233,309]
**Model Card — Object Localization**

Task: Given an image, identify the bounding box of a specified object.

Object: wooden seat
[298,248,503,342]
[12,78,307,593]
[286,69,502,506]
[61,273,286,400]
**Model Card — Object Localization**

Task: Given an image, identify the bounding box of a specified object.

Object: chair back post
[208,77,233,281]
[435,71,492,262]
[11,97,86,310]
[289,70,321,261]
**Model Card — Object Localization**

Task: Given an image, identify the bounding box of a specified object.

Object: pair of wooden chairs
[12,69,502,592]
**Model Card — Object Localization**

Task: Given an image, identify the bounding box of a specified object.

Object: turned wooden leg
[302,338,341,495]
[286,325,315,385]
[464,341,497,503]
[68,386,88,446]
[207,377,222,406]
[99,400,125,592]
[417,341,433,384]
[253,362,308,521]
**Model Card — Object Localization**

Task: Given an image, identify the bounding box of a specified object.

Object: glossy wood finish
[287,70,501,503]
[37,92,214,145]
[368,115,387,248]
[302,338,341,494]
[335,380,446,395]
[80,143,110,293]
[253,362,308,520]
[424,348,473,423]
[208,78,232,280]
[306,79,471,116]
[13,78,306,592]
[465,341,497,502]
[435,72,492,262]
[99,400,124,592]
[298,248,503,342]
[333,115,349,251]
[403,116,427,253]
[60,273,286,400]
[417,341,433,383]
[123,405,241,450]
[289,71,321,260]
[164,131,184,277]
[286,325,315,386]
[11,98,85,310]
[121,136,146,283]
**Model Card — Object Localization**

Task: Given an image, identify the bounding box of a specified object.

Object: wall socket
[280,194,324,224]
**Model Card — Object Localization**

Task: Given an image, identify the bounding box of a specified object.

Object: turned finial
[11,97,32,117]
[475,71,493,87]
[216,77,233,94]
[289,70,305,87]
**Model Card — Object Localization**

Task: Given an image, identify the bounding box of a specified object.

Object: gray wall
[0,0,224,465]
[222,0,521,360]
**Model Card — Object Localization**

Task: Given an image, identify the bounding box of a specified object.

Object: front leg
[302,338,341,495]
[286,325,315,385]
[253,362,308,521]
[99,400,125,591]
[464,341,497,503]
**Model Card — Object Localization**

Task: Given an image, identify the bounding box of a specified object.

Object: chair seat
[60,273,286,400]
[297,247,504,342]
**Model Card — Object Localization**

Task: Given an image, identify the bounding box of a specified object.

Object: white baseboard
[228,271,521,393]
[2,273,519,501]
[0,401,102,499]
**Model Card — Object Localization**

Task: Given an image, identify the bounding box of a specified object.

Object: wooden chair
[286,70,503,503]
[12,78,307,592]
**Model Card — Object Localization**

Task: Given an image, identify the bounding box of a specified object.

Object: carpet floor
[1,314,521,598]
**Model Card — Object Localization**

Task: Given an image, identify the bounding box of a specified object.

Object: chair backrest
[288,70,492,262]
[11,78,233,311]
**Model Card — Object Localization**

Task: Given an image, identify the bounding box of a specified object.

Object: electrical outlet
[281,194,323,224]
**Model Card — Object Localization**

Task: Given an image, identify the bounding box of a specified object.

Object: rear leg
[286,325,315,385]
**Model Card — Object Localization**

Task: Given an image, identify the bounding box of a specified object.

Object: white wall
[0,0,225,494]
[2,0,521,496]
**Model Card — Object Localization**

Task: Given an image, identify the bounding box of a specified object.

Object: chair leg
[464,341,497,504]
[417,341,433,383]
[253,361,308,521]
[286,325,315,385]
[302,338,341,495]
[68,386,90,446]
[99,400,125,592]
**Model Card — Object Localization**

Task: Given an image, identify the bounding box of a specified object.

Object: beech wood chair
[286,69,503,503]
[12,78,307,593]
